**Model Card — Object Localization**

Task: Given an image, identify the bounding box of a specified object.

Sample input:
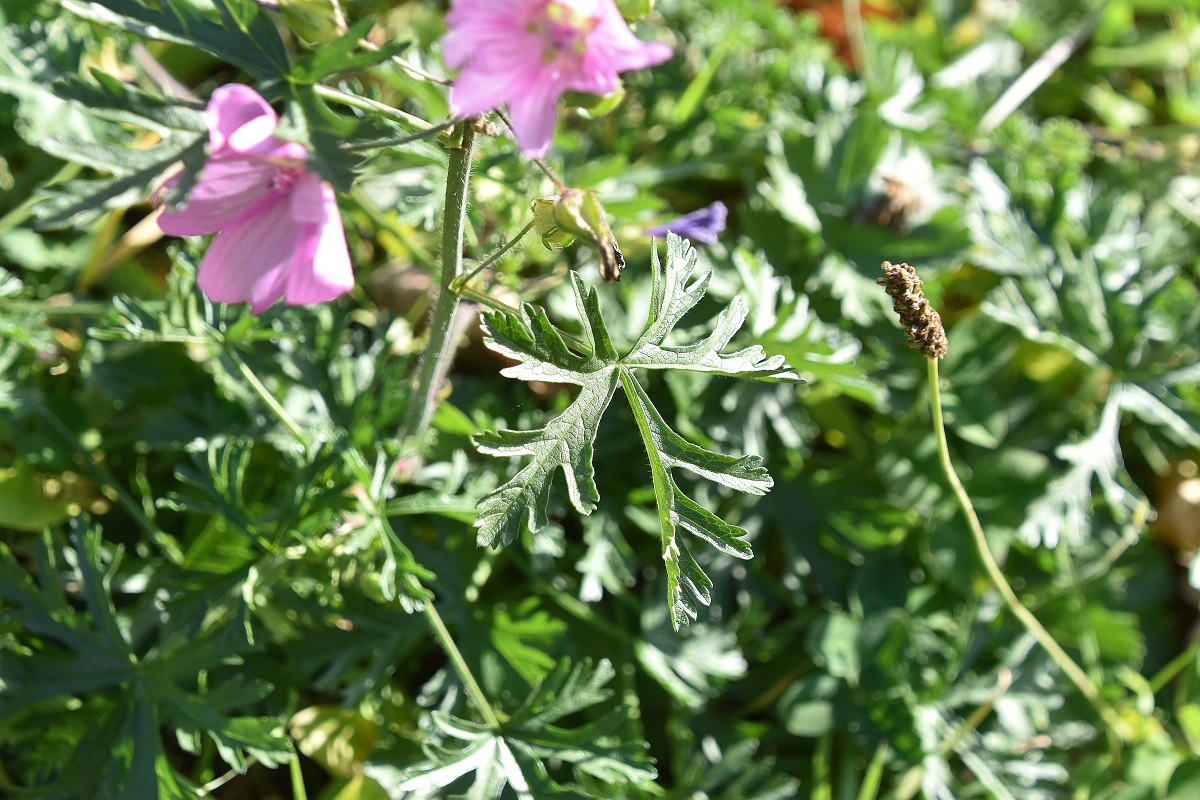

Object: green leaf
[0,460,76,531]
[474,235,799,626]
[1167,762,1200,800]
[667,736,799,800]
[284,83,362,193]
[34,137,206,231]
[376,659,652,799]
[635,605,747,709]
[489,599,568,686]
[1017,389,1134,548]
[54,69,206,134]
[62,0,290,80]
[0,28,208,231]
[965,160,1054,277]
[290,18,412,83]
[210,716,293,771]
[474,368,618,548]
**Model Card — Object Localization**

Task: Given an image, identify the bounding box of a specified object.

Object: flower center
[531,1,599,63]
[270,165,304,193]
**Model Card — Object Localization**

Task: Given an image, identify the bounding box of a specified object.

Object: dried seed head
[877,261,948,359]
[470,116,502,138]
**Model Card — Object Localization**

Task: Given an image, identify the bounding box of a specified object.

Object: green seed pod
[531,190,626,283]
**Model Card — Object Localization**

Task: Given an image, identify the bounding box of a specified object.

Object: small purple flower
[647,201,728,246]
[156,85,353,314]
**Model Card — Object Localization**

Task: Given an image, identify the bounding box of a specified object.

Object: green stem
[494,108,565,190]
[289,755,308,800]
[341,117,464,152]
[356,38,451,85]
[231,354,312,449]
[400,124,477,440]
[424,599,503,728]
[1150,640,1200,694]
[453,220,535,291]
[314,85,430,130]
[856,741,889,800]
[231,348,502,729]
[927,358,1116,726]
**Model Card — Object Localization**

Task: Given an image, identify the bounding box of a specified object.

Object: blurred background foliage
[2,0,1200,797]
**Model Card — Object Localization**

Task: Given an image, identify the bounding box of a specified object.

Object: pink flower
[443,0,671,157]
[157,85,354,314]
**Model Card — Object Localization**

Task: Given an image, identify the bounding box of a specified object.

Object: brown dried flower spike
[877,261,948,359]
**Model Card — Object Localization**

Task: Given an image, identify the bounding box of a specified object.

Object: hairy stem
[927,358,1118,729]
[400,124,477,441]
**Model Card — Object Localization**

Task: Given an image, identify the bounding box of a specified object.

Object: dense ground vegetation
[3,0,1200,797]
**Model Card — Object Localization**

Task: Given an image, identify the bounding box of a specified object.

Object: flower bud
[565,81,627,120]
[531,195,577,249]
[616,0,656,20]
[255,0,347,44]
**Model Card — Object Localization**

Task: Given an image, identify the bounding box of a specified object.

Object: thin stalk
[977,14,1097,136]
[927,358,1116,728]
[843,0,868,74]
[495,108,566,191]
[1149,640,1200,694]
[399,124,477,440]
[313,85,431,130]
[199,768,238,795]
[289,756,308,800]
[232,355,312,448]
[342,117,465,152]
[1054,542,1104,685]
[357,38,451,85]
[454,220,535,289]
[231,347,503,730]
[856,741,889,800]
[0,299,116,315]
[813,733,833,800]
[424,599,503,728]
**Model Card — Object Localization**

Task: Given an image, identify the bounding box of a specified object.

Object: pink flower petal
[588,2,673,73]
[505,75,565,157]
[450,65,530,118]
[288,170,326,225]
[444,0,534,68]
[206,85,278,154]
[196,196,300,313]
[442,0,672,156]
[157,156,278,236]
[284,175,354,306]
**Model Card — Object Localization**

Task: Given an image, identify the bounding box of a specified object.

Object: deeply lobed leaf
[473,235,800,625]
